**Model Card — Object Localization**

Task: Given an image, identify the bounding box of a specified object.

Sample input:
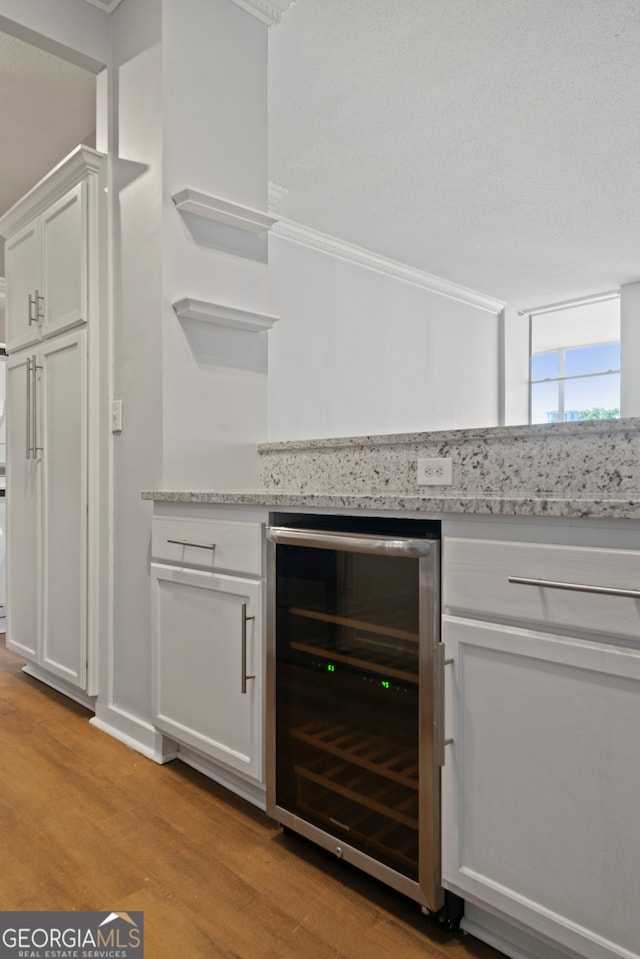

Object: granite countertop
[140,489,640,520]
[142,419,640,520]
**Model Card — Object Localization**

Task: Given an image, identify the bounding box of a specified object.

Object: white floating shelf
[172,189,277,234]
[173,298,279,333]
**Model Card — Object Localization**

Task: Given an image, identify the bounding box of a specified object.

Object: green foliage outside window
[577,407,620,420]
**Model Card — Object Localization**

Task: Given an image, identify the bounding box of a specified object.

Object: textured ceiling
[1,3,638,311]
[269,0,640,308]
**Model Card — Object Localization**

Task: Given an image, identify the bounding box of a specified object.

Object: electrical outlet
[417,457,453,486]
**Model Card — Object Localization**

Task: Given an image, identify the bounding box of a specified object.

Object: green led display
[327,664,335,672]
[381,680,390,689]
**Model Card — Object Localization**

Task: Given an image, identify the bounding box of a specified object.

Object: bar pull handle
[35,289,44,322]
[25,356,32,459]
[32,356,43,455]
[27,290,44,325]
[438,644,454,767]
[241,603,255,695]
[167,538,216,550]
[508,575,640,600]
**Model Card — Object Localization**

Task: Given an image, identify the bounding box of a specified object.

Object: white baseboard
[90,702,178,764]
[22,663,96,711]
[462,904,573,959]
[177,745,267,810]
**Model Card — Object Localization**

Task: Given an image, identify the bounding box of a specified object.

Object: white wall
[160,0,270,489]
[621,281,640,417]
[107,0,163,728]
[499,304,530,426]
[267,233,502,441]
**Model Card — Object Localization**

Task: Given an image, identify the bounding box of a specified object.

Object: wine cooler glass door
[267,524,441,911]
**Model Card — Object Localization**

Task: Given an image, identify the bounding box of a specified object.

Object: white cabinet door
[4,182,87,352]
[41,183,87,340]
[39,331,87,687]
[6,351,39,659]
[441,614,640,959]
[151,563,263,783]
[5,332,87,689]
[4,219,40,352]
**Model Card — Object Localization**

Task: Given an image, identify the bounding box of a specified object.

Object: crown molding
[0,146,106,239]
[173,298,279,333]
[268,181,289,211]
[229,0,297,26]
[82,0,124,11]
[271,218,507,315]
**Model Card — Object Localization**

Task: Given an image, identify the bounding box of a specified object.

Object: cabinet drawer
[152,516,262,575]
[443,537,640,640]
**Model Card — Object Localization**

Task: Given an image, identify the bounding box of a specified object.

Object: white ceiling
[269,0,640,308]
[1,1,639,311]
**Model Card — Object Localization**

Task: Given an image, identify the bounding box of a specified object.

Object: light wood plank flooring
[0,634,503,959]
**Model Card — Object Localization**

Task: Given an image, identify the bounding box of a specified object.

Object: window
[530,297,620,424]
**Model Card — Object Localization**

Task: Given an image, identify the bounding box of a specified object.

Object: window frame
[527,293,621,425]
[530,341,621,423]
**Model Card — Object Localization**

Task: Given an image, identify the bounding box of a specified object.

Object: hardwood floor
[0,634,503,959]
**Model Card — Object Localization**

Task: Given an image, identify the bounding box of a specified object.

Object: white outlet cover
[417,457,453,486]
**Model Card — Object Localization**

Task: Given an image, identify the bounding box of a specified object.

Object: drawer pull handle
[241,603,256,695]
[167,538,216,551]
[508,576,640,600]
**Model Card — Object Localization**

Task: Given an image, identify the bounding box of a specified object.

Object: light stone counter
[142,418,640,520]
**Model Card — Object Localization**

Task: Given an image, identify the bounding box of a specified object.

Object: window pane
[531,351,559,381]
[565,343,620,377]
[531,381,560,424]
[564,373,620,419]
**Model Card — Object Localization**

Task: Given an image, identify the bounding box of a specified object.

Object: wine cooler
[266,513,443,912]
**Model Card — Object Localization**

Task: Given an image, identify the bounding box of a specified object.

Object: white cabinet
[1,146,106,699]
[3,151,99,353]
[5,350,38,661]
[150,507,267,799]
[151,564,263,780]
[441,519,640,959]
[7,331,88,688]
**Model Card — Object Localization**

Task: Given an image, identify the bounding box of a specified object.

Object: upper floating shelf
[173,297,279,333]
[172,189,277,234]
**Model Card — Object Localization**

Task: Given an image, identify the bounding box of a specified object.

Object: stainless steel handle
[241,603,255,695]
[166,538,216,550]
[31,356,42,455]
[27,290,43,325]
[25,356,32,458]
[508,575,640,600]
[266,526,434,558]
[437,644,454,766]
[35,289,44,322]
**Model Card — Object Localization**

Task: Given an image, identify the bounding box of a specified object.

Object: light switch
[111,399,123,433]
